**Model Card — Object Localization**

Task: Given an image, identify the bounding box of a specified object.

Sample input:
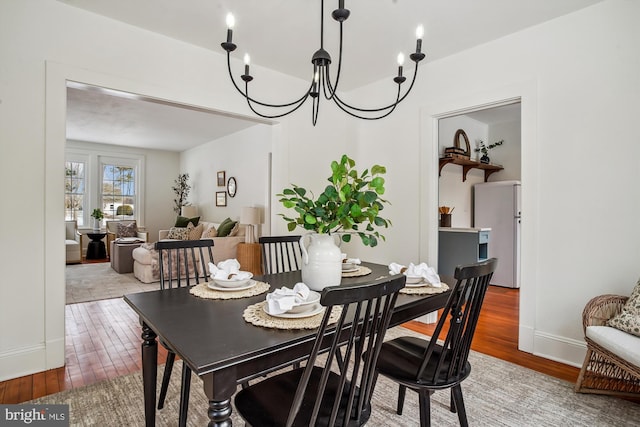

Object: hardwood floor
[0,285,579,403]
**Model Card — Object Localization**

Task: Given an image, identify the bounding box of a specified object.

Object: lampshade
[240,207,261,225]
[181,205,198,218]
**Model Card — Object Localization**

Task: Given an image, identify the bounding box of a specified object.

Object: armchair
[106,220,148,257]
[65,220,82,264]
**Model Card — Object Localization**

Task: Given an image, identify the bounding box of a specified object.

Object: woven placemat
[190,281,270,300]
[341,266,372,278]
[243,302,343,330]
[400,282,450,295]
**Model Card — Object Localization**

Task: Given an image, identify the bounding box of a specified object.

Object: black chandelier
[221,0,425,126]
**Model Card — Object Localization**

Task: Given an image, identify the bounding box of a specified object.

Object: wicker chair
[574,294,640,397]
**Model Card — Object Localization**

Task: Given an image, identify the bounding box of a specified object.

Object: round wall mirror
[227,177,237,197]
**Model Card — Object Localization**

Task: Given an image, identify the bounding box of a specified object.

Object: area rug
[66,262,157,304]
[30,326,640,426]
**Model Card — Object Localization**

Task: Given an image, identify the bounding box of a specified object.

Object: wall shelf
[439,156,504,182]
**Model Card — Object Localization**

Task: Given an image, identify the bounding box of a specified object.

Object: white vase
[300,233,342,291]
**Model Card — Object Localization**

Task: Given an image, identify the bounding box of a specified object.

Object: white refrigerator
[473,180,521,288]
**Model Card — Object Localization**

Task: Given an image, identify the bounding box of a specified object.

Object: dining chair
[373,258,497,427]
[259,235,303,274]
[234,274,406,427]
[154,239,215,427]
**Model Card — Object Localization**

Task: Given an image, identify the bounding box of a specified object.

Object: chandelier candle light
[221,0,425,126]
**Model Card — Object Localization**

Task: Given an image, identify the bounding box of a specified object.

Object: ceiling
[61,0,601,151]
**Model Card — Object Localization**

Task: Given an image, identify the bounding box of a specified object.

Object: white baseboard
[533,331,586,368]
[0,345,46,382]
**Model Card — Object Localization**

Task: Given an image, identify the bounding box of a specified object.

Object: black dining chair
[234,274,406,427]
[259,235,303,274]
[373,258,497,427]
[154,239,215,427]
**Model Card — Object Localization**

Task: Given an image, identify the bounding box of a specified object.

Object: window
[101,163,137,223]
[65,160,86,226]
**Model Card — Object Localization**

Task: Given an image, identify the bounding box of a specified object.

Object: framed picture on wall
[216,191,227,207]
[217,171,226,187]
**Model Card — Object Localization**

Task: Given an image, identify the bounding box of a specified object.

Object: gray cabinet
[438,228,490,277]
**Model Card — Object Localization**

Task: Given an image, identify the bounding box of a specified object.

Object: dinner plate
[207,280,257,292]
[341,266,360,273]
[405,281,442,288]
[262,302,324,319]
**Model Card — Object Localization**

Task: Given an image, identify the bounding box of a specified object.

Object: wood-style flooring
[0,285,579,403]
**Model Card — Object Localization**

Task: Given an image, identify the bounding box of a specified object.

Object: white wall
[1,0,639,381]
[180,124,273,236]
[350,0,640,365]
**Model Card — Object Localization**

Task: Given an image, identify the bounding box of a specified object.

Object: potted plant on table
[277,155,391,290]
[474,139,504,164]
[90,208,104,231]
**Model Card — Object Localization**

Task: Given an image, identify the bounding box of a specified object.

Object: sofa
[132,220,246,283]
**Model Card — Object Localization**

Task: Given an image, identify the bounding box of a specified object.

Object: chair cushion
[586,325,640,368]
[607,277,640,337]
[117,221,138,237]
[175,215,200,227]
[235,367,367,427]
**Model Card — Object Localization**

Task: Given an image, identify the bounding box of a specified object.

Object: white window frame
[98,155,145,225]
[64,152,90,227]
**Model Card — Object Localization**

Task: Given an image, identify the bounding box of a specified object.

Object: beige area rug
[31,326,640,426]
[66,262,157,304]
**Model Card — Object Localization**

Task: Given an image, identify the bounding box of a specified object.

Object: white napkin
[341,253,361,265]
[389,262,442,287]
[208,259,250,280]
[266,283,311,315]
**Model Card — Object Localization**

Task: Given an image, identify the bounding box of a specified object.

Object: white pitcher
[300,233,342,291]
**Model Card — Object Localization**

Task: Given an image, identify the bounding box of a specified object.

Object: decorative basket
[444,129,471,158]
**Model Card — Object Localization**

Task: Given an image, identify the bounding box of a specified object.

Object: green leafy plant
[90,208,104,221]
[172,173,191,214]
[474,139,504,156]
[277,155,391,247]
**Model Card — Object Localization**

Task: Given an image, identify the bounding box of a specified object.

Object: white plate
[213,271,254,288]
[404,275,423,284]
[207,280,257,292]
[262,302,324,319]
[342,266,360,273]
[405,281,442,288]
[287,290,321,313]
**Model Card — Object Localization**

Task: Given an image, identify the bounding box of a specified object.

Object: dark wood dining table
[124,262,452,427]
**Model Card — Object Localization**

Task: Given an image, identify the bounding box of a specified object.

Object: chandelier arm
[323,21,344,100]
[312,93,320,126]
[330,63,420,113]
[330,84,402,120]
[226,52,312,108]
[243,82,312,119]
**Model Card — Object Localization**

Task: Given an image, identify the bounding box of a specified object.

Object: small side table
[86,232,107,260]
[237,243,262,276]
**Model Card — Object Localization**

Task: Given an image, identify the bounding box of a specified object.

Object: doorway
[437,101,522,340]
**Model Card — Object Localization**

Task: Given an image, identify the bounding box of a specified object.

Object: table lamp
[240,207,261,244]
[181,205,198,218]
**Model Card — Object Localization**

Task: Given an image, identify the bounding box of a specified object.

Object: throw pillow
[228,222,240,237]
[188,223,204,240]
[166,226,189,240]
[218,217,232,230]
[607,277,640,337]
[217,219,237,237]
[201,224,218,238]
[175,215,200,227]
[117,222,138,237]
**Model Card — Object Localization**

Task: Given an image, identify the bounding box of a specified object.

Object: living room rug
[66,262,157,304]
[30,326,640,426]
